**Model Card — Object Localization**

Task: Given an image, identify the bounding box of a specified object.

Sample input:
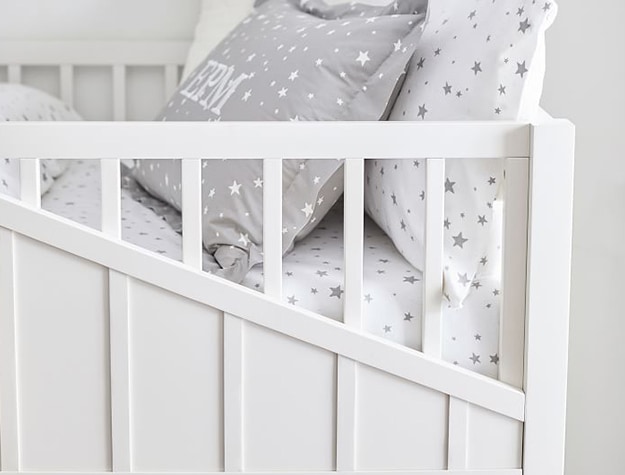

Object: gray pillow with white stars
[365,0,558,308]
[134,0,428,283]
[0,84,82,199]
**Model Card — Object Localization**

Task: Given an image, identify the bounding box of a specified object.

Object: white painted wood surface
[0,121,530,160]
[523,120,575,475]
[0,228,19,472]
[223,314,245,472]
[499,159,530,387]
[181,158,203,269]
[19,159,40,208]
[423,158,445,356]
[100,159,121,236]
[262,158,283,299]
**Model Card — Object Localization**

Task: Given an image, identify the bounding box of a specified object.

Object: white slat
[0,227,19,471]
[101,159,121,237]
[7,65,21,83]
[20,158,41,207]
[447,398,469,470]
[224,314,244,472]
[499,159,530,387]
[59,65,74,107]
[0,470,522,475]
[113,65,127,121]
[422,158,445,356]
[182,158,203,270]
[109,270,131,471]
[262,159,283,299]
[523,121,575,475]
[343,158,364,327]
[164,64,179,100]
[337,158,364,471]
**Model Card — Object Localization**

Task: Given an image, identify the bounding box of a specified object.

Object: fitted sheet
[41,160,502,378]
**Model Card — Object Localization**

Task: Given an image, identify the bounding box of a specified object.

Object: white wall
[541,2,625,474]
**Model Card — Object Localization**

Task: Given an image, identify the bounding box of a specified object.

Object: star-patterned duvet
[40,160,502,378]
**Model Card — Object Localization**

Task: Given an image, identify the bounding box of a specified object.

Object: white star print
[394,39,402,52]
[208,188,216,198]
[356,51,371,67]
[242,90,252,102]
[289,70,299,81]
[238,233,250,247]
[315,58,323,67]
[301,202,314,217]
[253,177,263,188]
[278,87,288,98]
[229,180,242,195]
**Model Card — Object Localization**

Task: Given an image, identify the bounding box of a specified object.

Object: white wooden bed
[0,41,575,475]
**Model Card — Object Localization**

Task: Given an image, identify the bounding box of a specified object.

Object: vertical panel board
[126,66,166,120]
[447,398,469,470]
[223,314,244,472]
[499,158,530,387]
[129,280,223,472]
[14,236,112,471]
[356,364,447,471]
[467,404,522,470]
[0,228,19,471]
[112,65,127,121]
[108,271,131,471]
[243,323,336,471]
[59,65,74,107]
[20,159,41,208]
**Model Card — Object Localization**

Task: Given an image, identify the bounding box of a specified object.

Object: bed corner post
[523,119,575,475]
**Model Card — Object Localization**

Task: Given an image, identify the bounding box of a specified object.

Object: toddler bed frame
[0,41,574,475]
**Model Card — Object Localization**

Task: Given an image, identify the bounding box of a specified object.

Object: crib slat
[20,158,41,207]
[336,158,364,471]
[0,228,19,471]
[182,158,203,270]
[343,158,364,327]
[223,314,244,471]
[164,64,179,100]
[109,270,131,471]
[447,398,469,469]
[59,65,74,107]
[101,159,121,237]
[7,65,21,84]
[263,159,283,299]
[422,159,445,356]
[499,158,530,387]
[113,65,127,121]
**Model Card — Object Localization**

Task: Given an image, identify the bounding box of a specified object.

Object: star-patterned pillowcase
[134,0,428,283]
[0,84,82,199]
[365,0,558,307]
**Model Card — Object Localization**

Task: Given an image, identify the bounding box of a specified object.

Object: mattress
[41,160,501,378]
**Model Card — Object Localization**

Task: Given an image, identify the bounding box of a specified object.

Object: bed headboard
[0,40,191,121]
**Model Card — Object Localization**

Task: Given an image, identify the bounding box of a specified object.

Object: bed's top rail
[0,121,532,160]
[0,40,191,66]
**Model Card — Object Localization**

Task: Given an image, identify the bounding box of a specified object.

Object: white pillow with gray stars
[0,84,82,199]
[365,0,557,307]
[134,0,428,283]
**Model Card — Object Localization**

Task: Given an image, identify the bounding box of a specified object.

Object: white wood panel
[336,357,357,472]
[223,314,244,472]
[113,65,127,121]
[423,158,445,356]
[7,65,21,83]
[0,227,19,472]
[244,323,336,471]
[0,41,190,66]
[523,121,575,475]
[101,159,121,237]
[108,270,131,471]
[0,122,531,160]
[181,158,203,269]
[262,159,283,299]
[164,64,179,99]
[59,65,74,107]
[356,365,448,470]
[447,398,469,470]
[19,159,40,207]
[129,280,223,472]
[467,405,522,470]
[14,236,111,471]
[0,197,526,421]
[499,159,530,387]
